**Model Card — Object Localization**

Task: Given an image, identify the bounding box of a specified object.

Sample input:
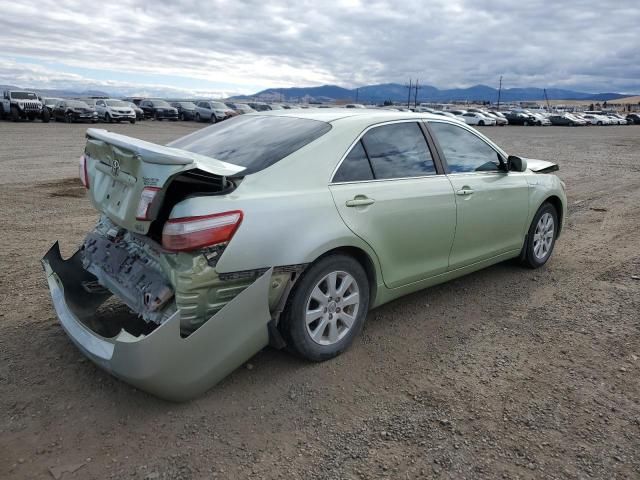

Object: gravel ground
[1,120,639,480]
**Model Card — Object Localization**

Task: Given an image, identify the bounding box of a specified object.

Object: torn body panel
[525,158,560,173]
[43,242,274,401]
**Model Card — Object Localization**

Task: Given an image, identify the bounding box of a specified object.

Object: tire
[41,109,50,123]
[521,202,558,269]
[195,113,201,122]
[280,254,370,361]
[0,105,4,120]
[179,112,185,121]
[130,119,136,124]
[211,114,217,123]
[65,112,73,123]
[478,120,485,126]
[536,121,542,126]
[105,113,112,123]
[11,106,20,122]
[597,121,602,126]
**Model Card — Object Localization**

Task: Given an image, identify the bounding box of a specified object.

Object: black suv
[52,99,98,123]
[170,101,198,121]
[626,113,640,125]
[139,99,179,121]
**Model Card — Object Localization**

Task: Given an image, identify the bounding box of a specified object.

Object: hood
[522,157,559,173]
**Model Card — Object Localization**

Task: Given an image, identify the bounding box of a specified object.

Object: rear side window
[168,115,331,175]
[333,141,374,182]
[361,122,436,179]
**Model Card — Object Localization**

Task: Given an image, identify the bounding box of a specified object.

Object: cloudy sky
[1,0,639,96]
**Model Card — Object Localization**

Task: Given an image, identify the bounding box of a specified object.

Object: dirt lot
[1,120,639,480]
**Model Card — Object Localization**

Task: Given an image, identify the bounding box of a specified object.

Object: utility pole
[543,88,551,112]
[414,79,422,108]
[355,88,359,104]
[497,75,503,110]
[405,79,412,108]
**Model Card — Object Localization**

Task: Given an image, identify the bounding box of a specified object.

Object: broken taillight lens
[136,187,161,220]
[162,211,243,252]
[79,154,89,189]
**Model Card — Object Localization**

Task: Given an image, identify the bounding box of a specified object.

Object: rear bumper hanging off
[41,242,273,401]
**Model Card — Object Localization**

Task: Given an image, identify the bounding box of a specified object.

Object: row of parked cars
[37,96,300,124]
[401,106,639,127]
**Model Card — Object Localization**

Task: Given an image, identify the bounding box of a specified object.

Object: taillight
[79,154,89,189]
[162,211,243,252]
[136,187,161,220]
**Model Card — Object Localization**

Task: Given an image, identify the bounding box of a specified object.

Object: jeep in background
[1,90,50,122]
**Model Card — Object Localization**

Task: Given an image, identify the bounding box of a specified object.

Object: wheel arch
[310,245,379,306]
[541,195,564,237]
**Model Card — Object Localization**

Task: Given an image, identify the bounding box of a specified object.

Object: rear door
[427,121,529,269]
[329,121,456,289]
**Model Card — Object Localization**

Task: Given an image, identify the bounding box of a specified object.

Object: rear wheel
[281,254,370,361]
[521,202,558,268]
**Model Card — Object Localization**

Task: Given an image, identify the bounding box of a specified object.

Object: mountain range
[1,82,633,103]
[244,83,632,103]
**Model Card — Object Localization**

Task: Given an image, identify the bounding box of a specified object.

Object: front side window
[333,140,374,182]
[429,122,502,173]
[361,122,436,180]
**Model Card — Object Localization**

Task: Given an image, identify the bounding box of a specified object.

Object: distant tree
[383,100,393,106]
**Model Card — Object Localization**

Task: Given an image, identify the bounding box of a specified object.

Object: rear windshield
[168,115,331,175]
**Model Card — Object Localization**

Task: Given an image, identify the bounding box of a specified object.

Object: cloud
[1,0,639,94]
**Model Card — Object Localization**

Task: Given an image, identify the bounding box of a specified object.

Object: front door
[329,121,457,289]
[428,121,530,270]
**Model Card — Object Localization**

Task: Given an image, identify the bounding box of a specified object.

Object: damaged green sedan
[42,110,566,401]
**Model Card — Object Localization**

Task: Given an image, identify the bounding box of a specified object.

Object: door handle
[456,187,474,196]
[345,196,375,207]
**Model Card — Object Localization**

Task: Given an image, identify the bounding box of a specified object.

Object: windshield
[106,100,128,107]
[168,115,332,175]
[11,92,38,100]
[44,98,60,105]
[152,100,171,107]
[179,102,196,108]
[68,100,90,108]
[210,102,227,110]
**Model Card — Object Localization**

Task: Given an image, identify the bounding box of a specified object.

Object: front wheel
[11,106,20,122]
[105,113,112,123]
[41,109,50,123]
[521,203,558,268]
[195,113,201,122]
[129,119,136,124]
[281,254,370,361]
[478,120,485,126]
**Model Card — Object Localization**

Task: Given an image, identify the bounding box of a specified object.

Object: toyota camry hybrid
[42,110,566,401]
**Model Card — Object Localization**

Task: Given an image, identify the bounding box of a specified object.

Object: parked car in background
[529,112,552,126]
[225,102,256,115]
[461,112,496,126]
[1,89,50,122]
[52,99,98,123]
[606,113,629,125]
[128,102,145,121]
[548,113,586,126]
[581,114,611,126]
[431,111,460,120]
[194,101,236,122]
[170,101,198,120]
[626,113,640,125]
[139,99,178,121]
[95,99,136,123]
[504,110,535,126]
[344,104,366,109]
[43,97,63,113]
[42,110,566,400]
[247,102,271,112]
[483,111,508,126]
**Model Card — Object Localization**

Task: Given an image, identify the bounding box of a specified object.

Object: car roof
[243,108,455,125]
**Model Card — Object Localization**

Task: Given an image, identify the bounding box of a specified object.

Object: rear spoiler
[524,158,559,174]
[86,128,246,177]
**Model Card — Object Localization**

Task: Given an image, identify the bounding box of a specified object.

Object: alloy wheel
[305,271,360,346]
[533,212,554,260]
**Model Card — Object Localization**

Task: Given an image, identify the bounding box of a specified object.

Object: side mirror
[507,155,527,172]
